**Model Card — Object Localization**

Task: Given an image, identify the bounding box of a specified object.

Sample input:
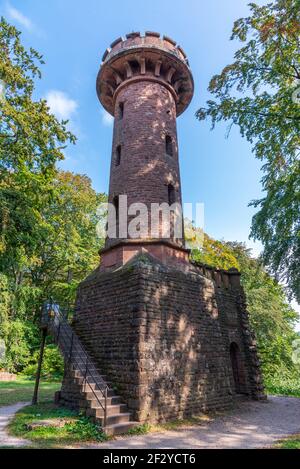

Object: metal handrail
[46,305,108,427]
[53,320,108,390]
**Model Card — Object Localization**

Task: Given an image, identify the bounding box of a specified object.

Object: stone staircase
[44,306,138,436]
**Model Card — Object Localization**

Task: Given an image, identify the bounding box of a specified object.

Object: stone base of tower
[99,240,190,272]
[68,253,265,424]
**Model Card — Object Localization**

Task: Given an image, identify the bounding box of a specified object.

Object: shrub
[65,415,108,442]
[264,368,300,398]
[22,345,64,380]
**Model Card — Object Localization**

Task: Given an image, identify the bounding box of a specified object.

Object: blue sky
[0,0,267,250]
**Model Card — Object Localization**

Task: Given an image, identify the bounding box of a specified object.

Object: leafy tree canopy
[0,16,76,283]
[0,170,105,372]
[0,18,105,372]
[196,0,300,302]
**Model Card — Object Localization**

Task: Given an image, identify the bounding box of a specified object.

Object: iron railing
[43,302,108,427]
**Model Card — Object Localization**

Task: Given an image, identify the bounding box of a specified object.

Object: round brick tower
[97,32,194,270]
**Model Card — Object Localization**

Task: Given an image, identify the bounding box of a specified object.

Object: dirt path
[1,396,299,449]
[0,402,30,448]
[88,396,300,449]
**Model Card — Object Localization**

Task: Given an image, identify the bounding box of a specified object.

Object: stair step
[73,368,105,381]
[79,395,121,408]
[82,390,113,401]
[75,376,108,388]
[87,396,121,407]
[95,413,131,426]
[86,404,128,418]
[104,422,139,437]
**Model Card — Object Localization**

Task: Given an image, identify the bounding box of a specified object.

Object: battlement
[191,260,242,290]
[97,31,194,116]
[101,31,189,66]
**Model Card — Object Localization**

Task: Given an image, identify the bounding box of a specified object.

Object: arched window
[115,145,121,166]
[168,184,176,205]
[166,135,173,156]
[119,102,124,119]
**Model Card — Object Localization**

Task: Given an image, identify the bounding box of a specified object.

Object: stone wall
[57,365,83,410]
[0,372,17,381]
[66,253,265,423]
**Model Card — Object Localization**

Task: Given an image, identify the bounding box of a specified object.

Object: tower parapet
[97,31,194,117]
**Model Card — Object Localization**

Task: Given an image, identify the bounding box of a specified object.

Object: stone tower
[97,32,193,270]
[60,32,265,425]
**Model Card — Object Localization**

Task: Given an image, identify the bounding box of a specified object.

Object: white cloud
[45,90,78,121]
[6,4,33,31]
[101,110,114,126]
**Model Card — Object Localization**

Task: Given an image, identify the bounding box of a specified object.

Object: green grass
[125,423,151,435]
[7,403,108,449]
[0,378,60,406]
[275,434,300,449]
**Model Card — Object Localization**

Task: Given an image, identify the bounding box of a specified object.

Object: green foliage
[191,233,239,270]
[65,415,108,442]
[1,320,33,372]
[196,0,300,302]
[228,241,299,378]
[0,170,105,372]
[0,19,106,372]
[125,423,151,436]
[9,403,108,448]
[22,345,64,380]
[276,435,300,449]
[264,368,300,397]
[0,16,76,277]
[0,379,60,406]
[191,233,299,382]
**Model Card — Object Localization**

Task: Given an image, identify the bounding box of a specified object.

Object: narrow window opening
[166,135,173,156]
[168,184,176,205]
[112,195,119,222]
[119,102,124,119]
[129,60,140,74]
[115,145,121,166]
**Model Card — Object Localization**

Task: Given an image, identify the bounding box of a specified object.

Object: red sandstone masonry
[71,254,265,423]
[97,31,193,269]
[107,81,183,248]
[58,33,266,425]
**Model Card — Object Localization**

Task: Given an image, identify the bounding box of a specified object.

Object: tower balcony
[97,31,194,117]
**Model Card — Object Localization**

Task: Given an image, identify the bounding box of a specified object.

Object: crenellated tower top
[97,31,194,117]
